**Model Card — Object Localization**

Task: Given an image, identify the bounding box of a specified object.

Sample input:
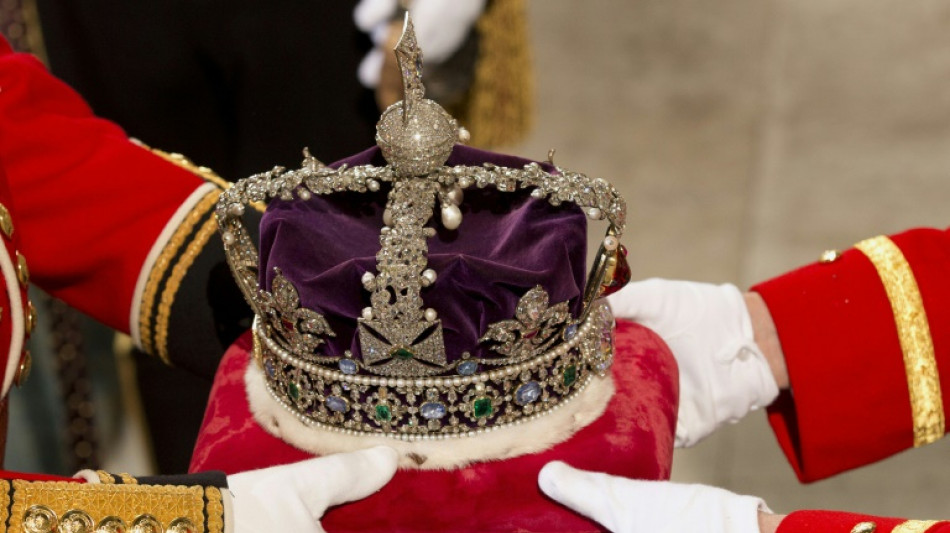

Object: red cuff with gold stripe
[778,510,948,533]
[754,227,950,482]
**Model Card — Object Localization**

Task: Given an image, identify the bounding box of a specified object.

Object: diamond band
[257,301,614,439]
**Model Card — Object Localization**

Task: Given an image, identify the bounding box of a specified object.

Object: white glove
[608,279,780,447]
[538,461,771,533]
[228,446,398,533]
[354,0,486,87]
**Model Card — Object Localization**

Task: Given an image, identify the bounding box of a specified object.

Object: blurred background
[509,0,950,518]
[3,0,949,520]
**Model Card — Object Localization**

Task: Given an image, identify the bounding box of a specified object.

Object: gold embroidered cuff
[4,479,223,533]
[855,236,945,447]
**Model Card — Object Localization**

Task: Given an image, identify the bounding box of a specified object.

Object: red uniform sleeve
[752,227,950,482]
[0,39,211,334]
[779,510,950,533]
[0,39,253,378]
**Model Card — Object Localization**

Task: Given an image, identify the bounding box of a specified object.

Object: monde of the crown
[375,13,460,178]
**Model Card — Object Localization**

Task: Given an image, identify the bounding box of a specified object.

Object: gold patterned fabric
[454,0,533,148]
[6,479,224,533]
[855,236,945,447]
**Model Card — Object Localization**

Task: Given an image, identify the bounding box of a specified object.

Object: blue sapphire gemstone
[420,402,447,419]
[515,381,542,405]
[325,396,348,413]
[264,358,277,379]
[338,359,358,375]
[457,360,478,376]
[563,324,578,341]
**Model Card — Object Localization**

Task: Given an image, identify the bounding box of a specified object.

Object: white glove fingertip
[410,0,486,63]
[316,446,400,508]
[537,461,573,502]
[606,278,672,323]
[358,49,385,88]
[538,461,614,525]
[353,0,399,31]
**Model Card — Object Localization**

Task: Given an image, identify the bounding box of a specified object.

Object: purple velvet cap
[258,145,587,364]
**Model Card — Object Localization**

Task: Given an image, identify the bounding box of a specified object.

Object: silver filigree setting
[480,286,572,363]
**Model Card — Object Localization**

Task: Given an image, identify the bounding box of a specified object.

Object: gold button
[25,300,37,336]
[95,516,127,533]
[130,514,163,533]
[16,252,29,286]
[61,509,95,533]
[819,249,842,263]
[852,522,877,533]
[22,505,57,533]
[168,518,197,533]
[0,203,13,237]
[14,350,31,387]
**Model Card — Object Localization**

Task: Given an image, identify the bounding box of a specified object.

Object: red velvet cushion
[190,320,677,532]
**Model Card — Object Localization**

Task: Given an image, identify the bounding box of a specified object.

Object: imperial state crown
[193,13,677,532]
[214,14,632,461]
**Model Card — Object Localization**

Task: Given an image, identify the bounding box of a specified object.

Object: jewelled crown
[216,15,631,442]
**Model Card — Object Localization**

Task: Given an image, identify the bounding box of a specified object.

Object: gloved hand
[354,0,486,88]
[538,461,776,533]
[607,279,780,447]
[228,446,398,533]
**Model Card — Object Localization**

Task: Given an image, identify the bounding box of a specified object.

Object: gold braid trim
[0,479,10,527]
[135,143,231,191]
[10,480,207,532]
[95,471,114,484]
[138,191,220,360]
[155,217,220,363]
[456,0,534,148]
[205,487,225,533]
[893,520,942,533]
[118,473,138,485]
[133,141,265,212]
[855,236,945,447]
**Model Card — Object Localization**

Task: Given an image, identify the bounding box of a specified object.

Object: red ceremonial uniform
[0,38,236,531]
[753,228,950,532]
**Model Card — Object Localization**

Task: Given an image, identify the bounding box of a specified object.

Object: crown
[215,15,630,442]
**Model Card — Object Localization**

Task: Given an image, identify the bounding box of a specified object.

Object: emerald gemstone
[375,404,392,422]
[392,347,414,360]
[563,365,577,387]
[288,382,300,401]
[473,397,493,418]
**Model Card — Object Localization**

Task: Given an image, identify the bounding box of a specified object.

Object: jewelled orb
[375,13,460,177]
[376,92,459,178]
